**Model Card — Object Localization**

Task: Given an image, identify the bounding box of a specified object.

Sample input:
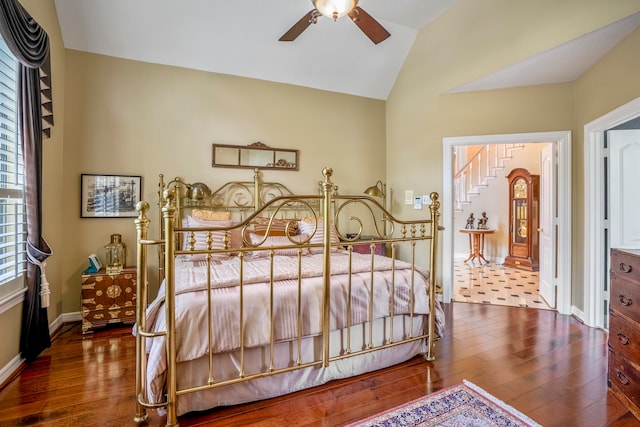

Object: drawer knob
[617,333,630,345]
[619,263,633,273]
[618,295,633,306]
[616,371,630,386]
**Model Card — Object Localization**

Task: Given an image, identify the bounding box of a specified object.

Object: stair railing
[454,144,523,211]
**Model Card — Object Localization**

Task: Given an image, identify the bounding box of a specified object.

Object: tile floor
[452,258,552,309]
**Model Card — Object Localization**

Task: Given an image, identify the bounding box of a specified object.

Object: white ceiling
[53,1,640,100]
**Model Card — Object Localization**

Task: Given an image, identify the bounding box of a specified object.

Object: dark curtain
[0,0,54,362]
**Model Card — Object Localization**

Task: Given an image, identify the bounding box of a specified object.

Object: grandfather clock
[504,168,539,271]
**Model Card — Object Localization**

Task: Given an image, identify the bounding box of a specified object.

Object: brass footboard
[134,167,441,426]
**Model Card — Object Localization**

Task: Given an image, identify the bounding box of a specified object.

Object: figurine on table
[465,213,475,229]
[477,212,489,229]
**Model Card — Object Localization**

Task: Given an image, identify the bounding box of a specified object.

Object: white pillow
[298,218,339,254]
[183,216,233,252]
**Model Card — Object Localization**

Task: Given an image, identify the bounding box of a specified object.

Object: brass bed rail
[134,167,441,427]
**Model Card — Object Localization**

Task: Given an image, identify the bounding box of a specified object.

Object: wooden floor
[1,302,639,427]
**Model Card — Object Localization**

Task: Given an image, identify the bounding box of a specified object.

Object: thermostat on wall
[414,196,423,210]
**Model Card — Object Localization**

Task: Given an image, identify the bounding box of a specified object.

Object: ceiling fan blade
[348,7,390,45]
[279,10,316,42]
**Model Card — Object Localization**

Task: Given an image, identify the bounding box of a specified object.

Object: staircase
[454,144,524,211]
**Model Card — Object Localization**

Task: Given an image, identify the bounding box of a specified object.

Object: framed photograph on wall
[81,174,142,218]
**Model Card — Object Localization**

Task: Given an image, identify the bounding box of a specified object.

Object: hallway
[452,259,551,309]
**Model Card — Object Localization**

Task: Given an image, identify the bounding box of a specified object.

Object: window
[0,35,26,306]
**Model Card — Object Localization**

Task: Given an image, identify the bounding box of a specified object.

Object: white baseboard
[2,311,81,388]
[571,306,586,325]
[49,311,81,335]
[0,353,23,387]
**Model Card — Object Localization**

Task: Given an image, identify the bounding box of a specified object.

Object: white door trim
[539,143,555,308]
[442,131,572,315]
[584,97,640,328]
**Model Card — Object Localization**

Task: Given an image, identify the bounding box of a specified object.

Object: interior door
[609,130,640,249]
[539,143,555,307]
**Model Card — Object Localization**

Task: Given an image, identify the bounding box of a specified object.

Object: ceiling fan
[279,0,391,45]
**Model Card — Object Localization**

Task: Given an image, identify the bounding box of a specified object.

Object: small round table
[459,229,495,265]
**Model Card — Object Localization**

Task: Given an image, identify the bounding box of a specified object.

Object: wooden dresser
[609,248,640,420]
[81,267,136,334]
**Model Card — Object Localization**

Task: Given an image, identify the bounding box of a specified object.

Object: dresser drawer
[611,249,640,285]
[82,275,116,309]
[609,309,640,363]
[610,276,640,324]
[82,307,136,333]
[609,348,640,410]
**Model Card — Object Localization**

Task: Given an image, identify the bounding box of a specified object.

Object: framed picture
[81,174,142,218]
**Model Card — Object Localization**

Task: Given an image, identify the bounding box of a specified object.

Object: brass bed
[133,167,443,426]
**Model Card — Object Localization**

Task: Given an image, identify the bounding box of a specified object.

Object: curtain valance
[0,0,53,139]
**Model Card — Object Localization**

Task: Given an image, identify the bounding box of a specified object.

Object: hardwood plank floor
[1,302,638,426]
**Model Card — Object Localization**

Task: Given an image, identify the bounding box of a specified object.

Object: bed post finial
[429,192,440,212]
[136,200,150,215]
[322,166,333,180]
[163,189,175,207]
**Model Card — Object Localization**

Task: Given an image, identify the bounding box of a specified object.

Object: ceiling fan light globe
[313,0,358,20]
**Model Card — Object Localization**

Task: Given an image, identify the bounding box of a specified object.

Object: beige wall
[61,51,386,313]
[388,0,640,310]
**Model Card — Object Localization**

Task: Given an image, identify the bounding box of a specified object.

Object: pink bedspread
[141,251,444,400]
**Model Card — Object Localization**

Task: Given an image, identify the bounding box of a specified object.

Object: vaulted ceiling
[53,1,640,100]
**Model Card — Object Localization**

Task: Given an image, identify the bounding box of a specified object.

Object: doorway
[584,97,640,329]
[442,131,572,315]
[450,142,552,309]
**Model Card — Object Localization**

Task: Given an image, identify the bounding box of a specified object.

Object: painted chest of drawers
[609,248,640,420]
[81,268,136,334]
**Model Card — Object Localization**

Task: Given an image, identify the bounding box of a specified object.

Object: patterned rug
[347,380,541,427]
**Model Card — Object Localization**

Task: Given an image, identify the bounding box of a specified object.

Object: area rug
[347,380,541,427]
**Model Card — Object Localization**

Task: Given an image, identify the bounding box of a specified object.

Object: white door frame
[584,97,640,328]
[539,143,555,308]
[442,131,572,315]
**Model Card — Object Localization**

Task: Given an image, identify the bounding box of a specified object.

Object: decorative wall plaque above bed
[212,141,299,171]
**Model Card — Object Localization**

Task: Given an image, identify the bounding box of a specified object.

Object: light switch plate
[404,190,413,205]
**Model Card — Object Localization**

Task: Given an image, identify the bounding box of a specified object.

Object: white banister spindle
[453,143,524,211]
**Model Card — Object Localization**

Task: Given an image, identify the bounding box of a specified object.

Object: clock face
[513,178,527,198]
[517,225,527,238]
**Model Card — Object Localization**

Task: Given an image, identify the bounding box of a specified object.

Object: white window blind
[0,35,26,302]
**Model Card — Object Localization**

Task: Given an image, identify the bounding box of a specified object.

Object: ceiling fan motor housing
[313,0,359,20]
[280,0,389,45]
